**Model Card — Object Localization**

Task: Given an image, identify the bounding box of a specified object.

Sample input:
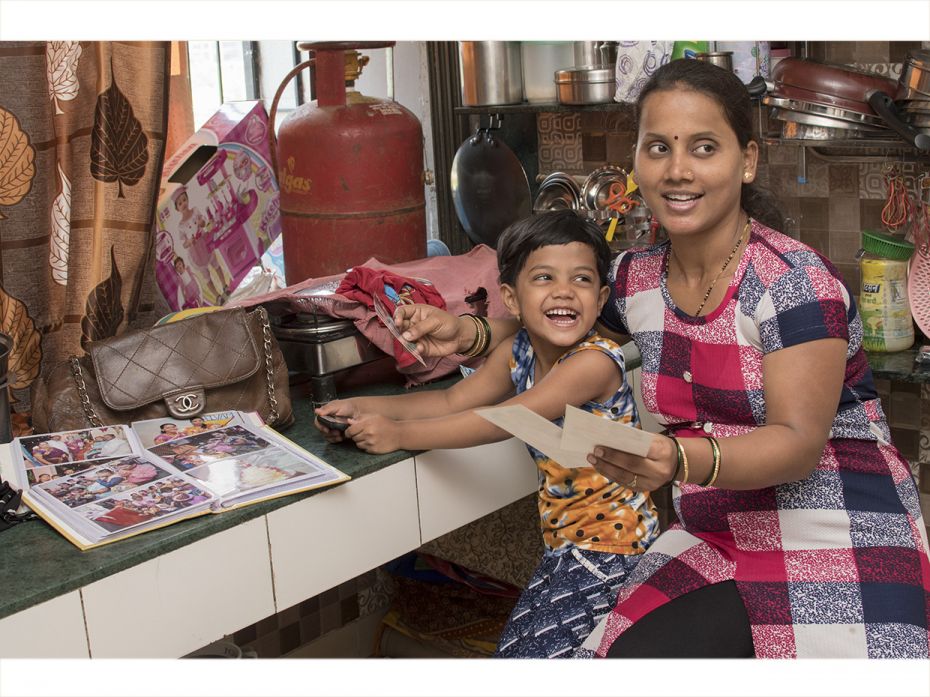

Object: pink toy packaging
[153,101,282,311]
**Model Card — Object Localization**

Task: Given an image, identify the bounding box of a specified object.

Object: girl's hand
[346,414,403,454]
[313,400,358,443]
[393,304,473,357]
[586,435,678,492]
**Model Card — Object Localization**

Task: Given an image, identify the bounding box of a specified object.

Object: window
[187,41,301,131]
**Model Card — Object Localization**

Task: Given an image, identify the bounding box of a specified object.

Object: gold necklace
[666,218,750,317]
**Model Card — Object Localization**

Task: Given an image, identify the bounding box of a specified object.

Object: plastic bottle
[858,230,915,352]
[671,41,709,61]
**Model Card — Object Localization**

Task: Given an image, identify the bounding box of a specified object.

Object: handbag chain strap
[68,307,280,428]
[258,307,280,426]
[70,356,104,427]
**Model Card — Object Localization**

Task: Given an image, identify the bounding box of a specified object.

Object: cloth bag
[30,306,293,434]
[614,41,674,103]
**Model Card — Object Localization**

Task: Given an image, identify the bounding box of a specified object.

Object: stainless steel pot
[696,51,734,71]
[897,49,930,100]
[555,67,614,105]
[458,41,524,106]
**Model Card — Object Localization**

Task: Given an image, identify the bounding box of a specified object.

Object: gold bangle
[670,436,689,485]
[475,315,491,356]
[700,436,721,487]
[458,314,482,357]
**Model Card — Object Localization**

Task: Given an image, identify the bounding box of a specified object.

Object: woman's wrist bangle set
[668,435,721,488]
[458,313,491,358]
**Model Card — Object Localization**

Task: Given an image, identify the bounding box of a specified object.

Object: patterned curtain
[0,41,170,436]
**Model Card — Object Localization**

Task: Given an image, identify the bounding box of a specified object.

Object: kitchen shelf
[455,101,632,115]
[763,136,930,161]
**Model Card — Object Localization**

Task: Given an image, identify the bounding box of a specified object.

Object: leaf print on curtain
[90,78,149,198]
[46,41,82,115]
[0,41,169,435]
[0,106,36,219]
[49,161,71,285]
[80,246,124,350]
[0,285,42,399]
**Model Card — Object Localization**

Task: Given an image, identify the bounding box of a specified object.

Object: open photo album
[1,411,349,550]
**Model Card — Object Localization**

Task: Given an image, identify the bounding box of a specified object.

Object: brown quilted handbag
[31,306,293,434]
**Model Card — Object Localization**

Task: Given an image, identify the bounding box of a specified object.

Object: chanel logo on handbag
[172,393,201,414]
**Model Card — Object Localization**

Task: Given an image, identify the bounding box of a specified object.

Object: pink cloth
[336,267,446,370]
[235,245,505,385]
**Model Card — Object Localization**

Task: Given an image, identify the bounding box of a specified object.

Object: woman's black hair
[496,210,612,287]
[634,59,784,230]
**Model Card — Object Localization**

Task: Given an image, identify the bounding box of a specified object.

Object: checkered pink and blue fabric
[586,220,930,658]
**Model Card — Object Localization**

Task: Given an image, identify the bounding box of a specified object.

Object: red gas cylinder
[269,41,426,284]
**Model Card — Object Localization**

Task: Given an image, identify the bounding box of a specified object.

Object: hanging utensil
[450,117,531,248]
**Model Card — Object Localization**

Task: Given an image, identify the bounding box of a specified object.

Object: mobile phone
[317,413,351,432]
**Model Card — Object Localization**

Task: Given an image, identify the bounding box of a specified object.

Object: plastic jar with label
[858,229,915,352]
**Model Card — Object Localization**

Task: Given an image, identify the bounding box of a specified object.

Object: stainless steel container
[458,41,524,106]
[695,51,734,72]
[555,67,614,105]
[573,41,601,67]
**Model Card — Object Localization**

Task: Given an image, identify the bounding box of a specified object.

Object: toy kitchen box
[153,101,282,311]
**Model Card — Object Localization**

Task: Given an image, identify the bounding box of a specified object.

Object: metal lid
[533,172,582,212]
[554,67,614,84]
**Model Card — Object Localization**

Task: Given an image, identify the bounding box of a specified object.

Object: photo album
[0,411,349,550]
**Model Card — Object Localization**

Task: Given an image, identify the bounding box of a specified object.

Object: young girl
[314,210,660,658]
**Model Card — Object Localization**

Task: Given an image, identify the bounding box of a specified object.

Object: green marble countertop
[2,345,922,622]
[867,347,930,384]
[0,375,457,622]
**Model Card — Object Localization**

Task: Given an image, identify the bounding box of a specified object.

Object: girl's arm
[314,336,518,439]
[393,305,631,358]
[589,337,847,491]
[348,344,623,454]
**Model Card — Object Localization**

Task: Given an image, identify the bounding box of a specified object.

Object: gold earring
[744,172,751,179]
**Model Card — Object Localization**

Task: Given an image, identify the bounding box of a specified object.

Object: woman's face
[634,87,757,240]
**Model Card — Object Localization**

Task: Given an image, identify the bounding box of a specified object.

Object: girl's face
[634,87,757,240]
[500,242,608,351]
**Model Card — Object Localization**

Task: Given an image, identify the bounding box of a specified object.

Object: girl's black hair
[635,59,784,230]
[496,210,612,287]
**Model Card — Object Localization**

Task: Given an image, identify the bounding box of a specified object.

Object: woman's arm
[588,337,847,491]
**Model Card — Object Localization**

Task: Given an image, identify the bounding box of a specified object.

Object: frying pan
[772,57,930,150]
[451,126,531,248]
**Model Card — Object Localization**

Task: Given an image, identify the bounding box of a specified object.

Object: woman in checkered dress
[396,59,930,658]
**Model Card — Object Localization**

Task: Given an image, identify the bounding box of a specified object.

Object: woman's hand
[392,304,473,357]
[346,414,403,454]
[313,399,358,443]
[586,435,678,492]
